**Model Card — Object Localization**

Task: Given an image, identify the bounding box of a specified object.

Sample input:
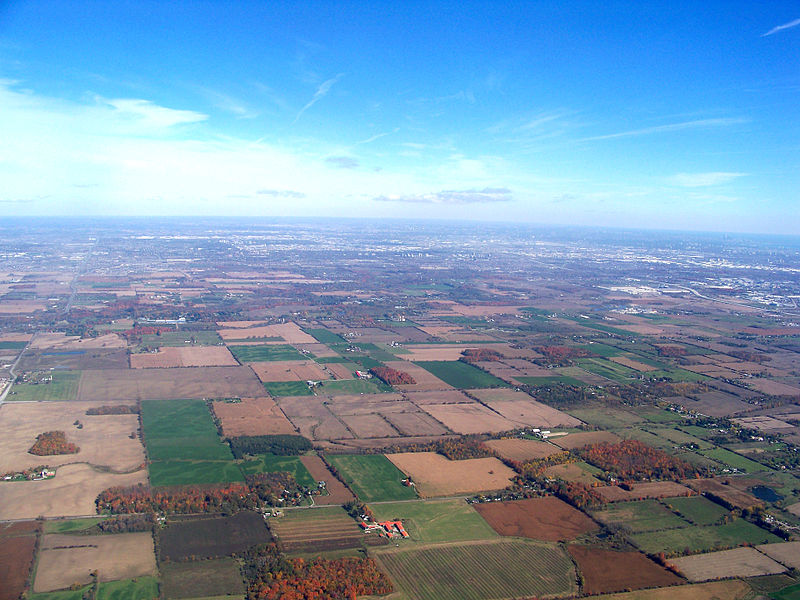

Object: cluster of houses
[360,520,409,539]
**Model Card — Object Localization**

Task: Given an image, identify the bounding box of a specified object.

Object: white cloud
[581,118,747,141]
[669,172,748,187]
[293,73,344,123]
[374,187,512,204]
[762,18,800,37]
[103,98,208,127]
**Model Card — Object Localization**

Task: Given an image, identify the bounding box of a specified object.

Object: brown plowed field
[0,525,37,600]
[218,322,316,343]
[130,346,238,368]
[382,360,454,391]
[249,360,331,383]
[383,411,450,436]
[0,401,144,473]
[340,414,400,438]
[323,363,356,379]
[474,496,598,541]
[552,431,622,450]
[568,545,682,594]
[159,512,271,562]
[299,456,355,504]
[484,439,563,462]
[271,511,386,553]
[757,541,800,569]
[34,532,156,592]
[470,389,581,428]
[386,452,515,497]
[668,547,786,581]
[405,390,473,405]
[597,481,692,502]
[76,367,265,400]
[589,580,751,600]
[212,397,297,436]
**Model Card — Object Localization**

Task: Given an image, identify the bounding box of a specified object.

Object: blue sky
[0,1,798,233]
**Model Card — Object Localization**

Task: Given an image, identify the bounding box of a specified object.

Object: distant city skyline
[0,1,798,234]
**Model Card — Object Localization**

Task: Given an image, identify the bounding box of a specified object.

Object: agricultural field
[139,331,223,347]
[596,481,693,502]
[249,359,331,383]
[6,370,81,401]
[589,580,753,600]
[469,388,581,428]
[212,397,297,436]
[229,344,308,362]
[419,401,518,434]
[263,380,314,396]
[629,517,783,555]
[592,499,688,532]
[95,577,159,600]
[239,453,316,487]
[269,506,386,554]
[0,401,144,473]
[545,461,603,485]
[668,546,786,581]
[325,454,417,502]
[34,532,156,592]
[568,545,682,595]
[158,512,271,562]
[373,539,577,600]
[756,541,800,569]
[0,521,38,600]
[386,452,515,497]
[130,345,238,368]
[298,455,355,504]
[414,360,510,389]
[664,495,730,525]
[484,438,564,461]
[552,430,622,450]
[160,559,245,599]
[474,496,598,541]
[370,499,498,544]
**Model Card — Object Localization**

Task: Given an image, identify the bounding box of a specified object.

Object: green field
[44,517,104,533]
[629,518,783,555]
[567,407,644,429]
[304,328,347,345]
[373,539,576,600]
[30,588,90,600]
[516,375,586,387]
[7,371,81,401]
[773,583,800,600]
[263,380,313,397]
[591,499,688,532]
[577,343,623,357]
[645,368,709,383]
[141,399,233,461]
[229,344,308,362]
[637,407,686,424]
[414,360,510,389]
[139,331,223,347]
[663,496,729,526]
[649,427,713,449]
[371,499,498,544]
[576,358,636,382]
[318,378,390,394]
[0,340,27,350]
[96,577,160,600]
[148,459,244,487]
[699,447,767,473]
[326,454,416,502]
[160,559,245,600]
[239,454,315,487]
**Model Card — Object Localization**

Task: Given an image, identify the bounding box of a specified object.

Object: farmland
[326,454,417,502]
[229,344,308,362]
[370,499,498,544]
[568,546,682,594]
[6,371,81,401]
[0,522,38,600]
[664,495,730,525]
[592,499,689,532]
[211,397,297,436]
[629,518,783,555]
[158,512,271,561]
[414,360,510,388]
[270,506,387,554]
[668,546,787,581]
[373,539,577,600]
[474,496,598,541]
[160,559,245,599]
[239,453,316,487]
[385,452,515,497]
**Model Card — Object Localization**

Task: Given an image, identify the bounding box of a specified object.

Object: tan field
[545,463,600,485]
[743,378,800,396]
[130,345,238,368]
[249,360,331,382]
[340,414,400,438]
[470,388,582,428]
[591,580,752,600]
[756,541,800,569]
[34,532,157,592]
[0,333,33,342]
[609,356,657,372]
[382,360,454,391]
[484,438,564,462]
[0,463,146,519]
[405,345,471,361]
[0,402,145,473]
[553,431,622,450]
[383,411,450,436]
[212,397,297,437]
[31,333,127,350]
[323,363,356,379]
[0,301,47,313]
[218,322,317,343]
[668,547,785,581]
[421,402,518,434]
[386,452,515,497]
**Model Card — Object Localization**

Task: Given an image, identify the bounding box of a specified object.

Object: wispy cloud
[374,187,512,204]
[293,73,344,123]
[256,189,306,198]
[355,128,399,145]
[668,172,747,187]
[580,118,747,142]
[762,17,800,37]
[325,156,359,169]
[195,87,259,118]
[103,98,208,127]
